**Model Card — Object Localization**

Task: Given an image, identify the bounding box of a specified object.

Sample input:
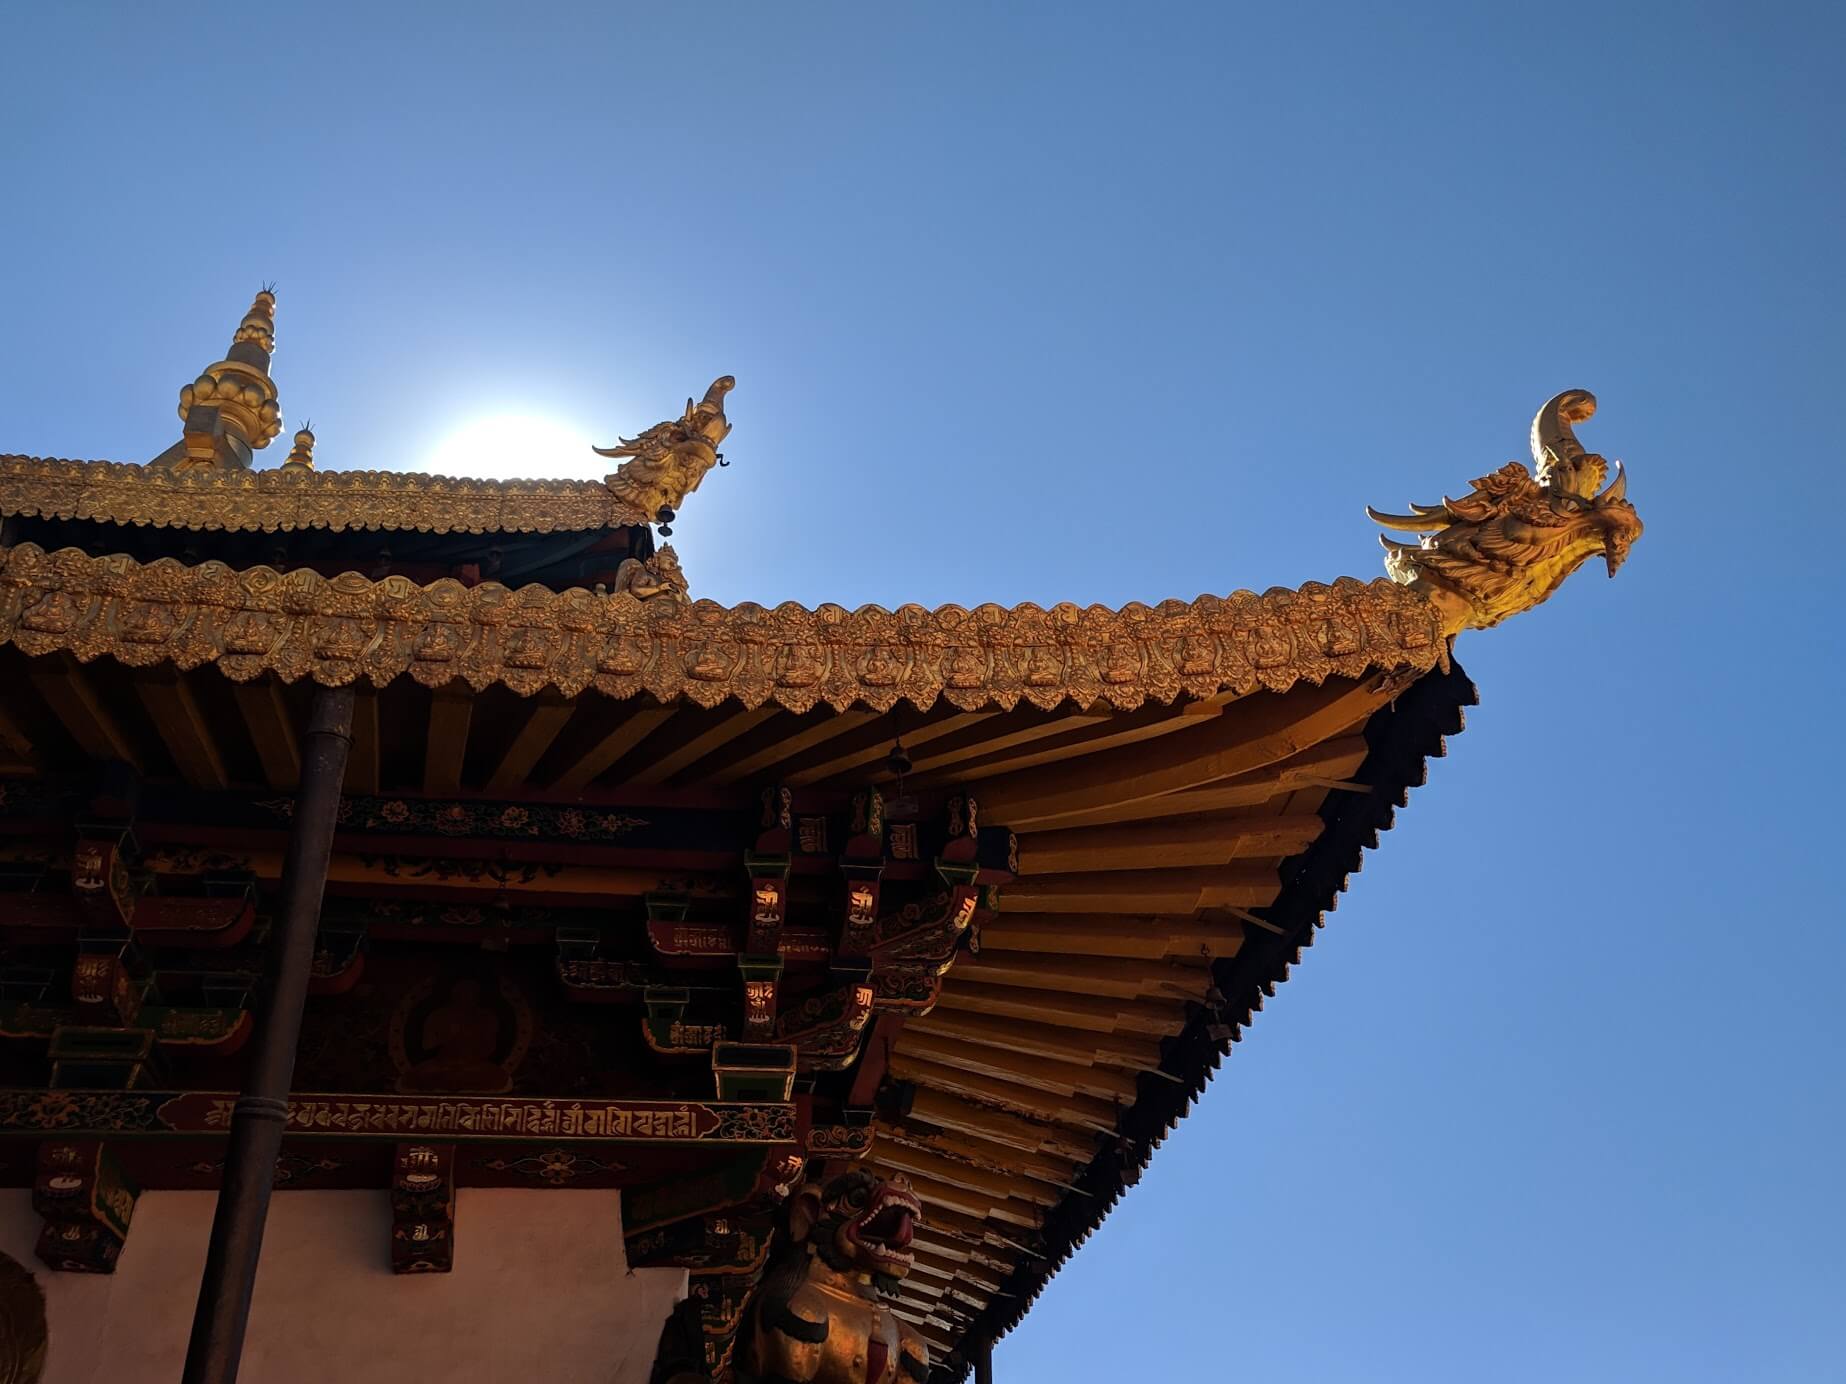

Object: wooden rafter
[995,864,1279,915]
[550,705,675,792]
[1028,734,1370,830]
[975,913,1245,961]
[895,1029,1141,1103]
[485,695,576,793]
[136,669,229,789]
[624,705,780,787]
[28,654,140,769]
[953,951,1205,1001]
[1014,811,1325,874]
[901,1087,1099,1162]
[910,701,1200,788]
[0,699,35,770]
[782,709,999,788]
[884,1170,1042,1230]
[890,1053,1123,1132]
[904,1010,1163,1074]
[886,1124,1081,1192]
[933,981,1186,1039]
[423,688,474,796]
[345,690,381,795]
[975,676,1387,827]
[873,1141,1063,1209]
[858,705,1108,785]
[694,709,878,785]
[232,678,301,790]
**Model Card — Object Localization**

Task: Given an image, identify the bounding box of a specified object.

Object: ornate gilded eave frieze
[0,456,653,534]
[0,541,1445,710]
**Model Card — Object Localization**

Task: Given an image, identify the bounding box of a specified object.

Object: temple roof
[0,290,1644,1380]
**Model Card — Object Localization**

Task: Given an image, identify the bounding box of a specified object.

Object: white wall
[0,1187,686,1384]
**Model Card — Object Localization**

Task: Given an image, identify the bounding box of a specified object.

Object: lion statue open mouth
[739,1171,931,1384]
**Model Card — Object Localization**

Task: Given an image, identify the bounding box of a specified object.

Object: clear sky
[4,3,1843,1379]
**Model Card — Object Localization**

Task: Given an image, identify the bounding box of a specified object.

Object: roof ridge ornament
[1368,389,1643,635]
[594,376,733,534]
[150,288,284,473]
[280,422,316,473]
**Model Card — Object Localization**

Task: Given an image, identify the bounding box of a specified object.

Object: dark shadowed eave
[930,659,1478,1382]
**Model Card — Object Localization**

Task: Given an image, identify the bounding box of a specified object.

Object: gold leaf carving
[0,542,1446,711]
[1368,391,1643,634]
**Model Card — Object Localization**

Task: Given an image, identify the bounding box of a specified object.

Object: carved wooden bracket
[390,1143,456,1273]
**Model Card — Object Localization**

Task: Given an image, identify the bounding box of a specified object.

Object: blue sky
[4,3,1843,1379]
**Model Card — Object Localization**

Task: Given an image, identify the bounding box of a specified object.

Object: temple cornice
[0,541,1446,710]
[0,455,653,534]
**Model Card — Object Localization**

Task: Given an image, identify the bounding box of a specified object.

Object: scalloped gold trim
[0,456,651,534]
[0,542,1445,709]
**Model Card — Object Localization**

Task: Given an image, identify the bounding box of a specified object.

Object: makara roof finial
[1368,390,1643,635]
[149,287,284,473]
[594,376,734,532]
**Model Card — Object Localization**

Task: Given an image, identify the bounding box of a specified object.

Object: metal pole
[974,1340,994,1384]
[183,683,354,1384]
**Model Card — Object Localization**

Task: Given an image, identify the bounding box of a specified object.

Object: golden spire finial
[281,421,316,472]
[151,286,284,472]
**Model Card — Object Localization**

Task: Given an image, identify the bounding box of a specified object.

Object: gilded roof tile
[0,456,650,534]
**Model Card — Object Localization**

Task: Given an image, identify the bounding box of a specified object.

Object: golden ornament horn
[1366,506,1447,532]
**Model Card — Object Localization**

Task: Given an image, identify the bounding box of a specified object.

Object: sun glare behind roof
[423,413,601,482]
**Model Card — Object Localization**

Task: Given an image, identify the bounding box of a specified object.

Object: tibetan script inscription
[0,1090,795,1144]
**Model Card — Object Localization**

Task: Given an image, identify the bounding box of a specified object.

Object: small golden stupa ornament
[150,287,284,472]
[280,423,317,472]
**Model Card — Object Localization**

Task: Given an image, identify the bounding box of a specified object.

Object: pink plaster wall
[0,1188,685,1383]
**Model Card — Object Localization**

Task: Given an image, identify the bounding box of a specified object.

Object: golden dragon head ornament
[1368,389,1643,634]
[594,376,734,528]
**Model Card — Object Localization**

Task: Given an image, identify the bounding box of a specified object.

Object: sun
[422,414,603,481]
